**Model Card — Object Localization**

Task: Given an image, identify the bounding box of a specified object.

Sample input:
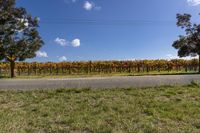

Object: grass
[1,84,200,132]
[0,70,198,79]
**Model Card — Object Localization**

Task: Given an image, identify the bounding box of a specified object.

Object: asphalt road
[0,75,200,90]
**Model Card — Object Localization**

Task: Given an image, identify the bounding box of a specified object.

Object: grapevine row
[0,59,199,76]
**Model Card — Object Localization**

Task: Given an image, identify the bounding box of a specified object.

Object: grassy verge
[0,84,200,132]
[0,71,198,79]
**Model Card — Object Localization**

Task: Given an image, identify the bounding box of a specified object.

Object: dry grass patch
[0,84,200,132]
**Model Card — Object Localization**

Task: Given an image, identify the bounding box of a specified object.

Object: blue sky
[16,0,200,62]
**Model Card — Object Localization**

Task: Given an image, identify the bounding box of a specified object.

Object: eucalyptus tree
[172,13,200,73]
[0,0,43,78]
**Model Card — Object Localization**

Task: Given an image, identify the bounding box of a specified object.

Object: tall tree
[172,13,200,73]
[0,0,43,78]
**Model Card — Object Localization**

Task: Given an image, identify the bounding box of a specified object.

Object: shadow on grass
[128,72,200,76]
[0,72,199,79]
[0,76,10,79]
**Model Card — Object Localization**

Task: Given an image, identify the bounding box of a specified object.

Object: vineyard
[0,59,199,77]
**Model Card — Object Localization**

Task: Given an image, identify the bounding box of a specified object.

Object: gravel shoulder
[0,75,200,90]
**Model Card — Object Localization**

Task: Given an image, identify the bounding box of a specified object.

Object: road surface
[0,75,200,90]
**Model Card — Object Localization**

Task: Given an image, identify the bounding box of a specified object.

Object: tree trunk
[10,61,15,78]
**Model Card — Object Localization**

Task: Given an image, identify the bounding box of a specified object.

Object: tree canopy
[0,0,43,61]
[172,13,200,58]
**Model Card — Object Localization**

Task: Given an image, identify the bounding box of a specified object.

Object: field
[1,83,200,133]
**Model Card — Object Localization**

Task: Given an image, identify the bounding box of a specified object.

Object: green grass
[1,84,200,132]
[0,70,198,79]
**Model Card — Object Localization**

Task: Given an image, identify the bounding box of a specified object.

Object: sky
[16,0,200,62]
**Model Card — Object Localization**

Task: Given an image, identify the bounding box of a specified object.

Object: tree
[172,13,200,73]
[0,0,43,78]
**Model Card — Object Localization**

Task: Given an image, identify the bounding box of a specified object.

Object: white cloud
[54,37,68,46]
[83,1,93,10]
[71,39,81,47]
[83,1,102,11]
[18,18,29,27]
[166,54,198,60]
[64,0,77,4]
[24,22,29,27]
[36,17,41,22]
[187,0,200,6]
[36,51,48,58]
[59,56,67,61]
[64,0,101,11]
[55,37,81,47]
[126,58,136,61]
